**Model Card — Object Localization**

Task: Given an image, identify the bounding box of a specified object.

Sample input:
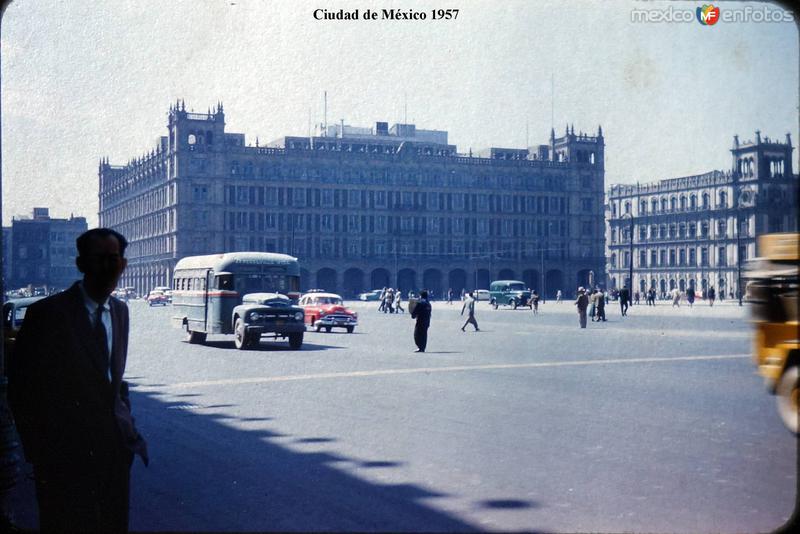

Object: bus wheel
[184,324,206,344]
[776,364,798,435]
[289,332,303,350]
[234,318,249,350]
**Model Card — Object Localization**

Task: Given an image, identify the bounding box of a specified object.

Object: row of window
[215,235,570,261]
[611,220,750,242]
[218,211,575,238]
[610,245,747,269]
[217,185,577,215]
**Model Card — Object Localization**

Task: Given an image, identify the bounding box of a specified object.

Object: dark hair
[76,228,128,257]
[420,290,428,298]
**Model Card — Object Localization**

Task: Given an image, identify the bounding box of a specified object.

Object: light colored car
[474,289,490,301]
[358,289,383,301]
[231,292,305,350]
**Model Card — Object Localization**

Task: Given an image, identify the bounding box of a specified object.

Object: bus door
[204,269,212,332]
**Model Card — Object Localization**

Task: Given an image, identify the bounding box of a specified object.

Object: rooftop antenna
[550,73,554,132]
[526,121,529,148]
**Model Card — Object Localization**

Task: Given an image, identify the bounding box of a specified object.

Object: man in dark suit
[410,290,432,352]
[8,228,148,533]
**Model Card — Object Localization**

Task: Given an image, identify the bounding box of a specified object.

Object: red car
[299,292,358,333]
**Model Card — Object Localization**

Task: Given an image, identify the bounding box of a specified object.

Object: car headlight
[249,312,264,321]
[294,312,304,321]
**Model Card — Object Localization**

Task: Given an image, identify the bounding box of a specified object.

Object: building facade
[100,101,606,298]
[606,131,798,299]
[3,208,88,292]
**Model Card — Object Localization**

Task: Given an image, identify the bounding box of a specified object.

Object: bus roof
[758,233,799,261]
[174,252,299,272]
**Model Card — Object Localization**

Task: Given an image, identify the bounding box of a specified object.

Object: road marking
[139,354,751,391]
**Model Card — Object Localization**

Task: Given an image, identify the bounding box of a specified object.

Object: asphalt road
[8,298,797,532]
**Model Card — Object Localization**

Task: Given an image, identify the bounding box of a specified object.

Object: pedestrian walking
[8,228,148,533]
[634,291,640,305]
[410,290,432,352]
[395,290,405,313]
[460,290,479,331]
[556,289,562,303]
[378,287,387,312]
[596,288,606,321]
[574,287,589,328]
[589,289,597,322]
[671,287,681,307]
[687,287,695,307]
[384,288,395,313]
[708,286,716,307]
[447,288,453,305]
[531,290,540,314]
[460,288,466,301]
[619,287,630,316]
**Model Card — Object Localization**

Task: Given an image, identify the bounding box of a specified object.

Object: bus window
[217,274,233,290]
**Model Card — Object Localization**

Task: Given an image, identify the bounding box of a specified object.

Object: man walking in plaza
[411,290,432,352]
[460,290,479,331]
[8,228,148,533]
[575,287,589,328]
[619,287,630,316]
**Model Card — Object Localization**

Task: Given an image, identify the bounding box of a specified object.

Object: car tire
[289,332,303,350]
[234,317,249,350]
[325,326,332,333]
[346,326,354,333]
[511,299,518,310]
[491,299,498,310]
[184,324,206,344]
[314,319,322,332]
[776,363,798,435]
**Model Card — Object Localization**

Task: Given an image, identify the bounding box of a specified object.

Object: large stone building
[606,131,798,299]
[3,207,88,292]
[99,101,606,298]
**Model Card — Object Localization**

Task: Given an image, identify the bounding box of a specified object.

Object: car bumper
[246,323,306,335]
[314,317,358,328]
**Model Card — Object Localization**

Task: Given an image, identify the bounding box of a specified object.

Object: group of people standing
[377,287,404,313]
[574,287,608,328]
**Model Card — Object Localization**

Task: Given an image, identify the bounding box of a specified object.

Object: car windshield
[315,297,342,305]
[508,283,526,291]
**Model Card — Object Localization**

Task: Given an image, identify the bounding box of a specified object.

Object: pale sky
[2,0,797,227]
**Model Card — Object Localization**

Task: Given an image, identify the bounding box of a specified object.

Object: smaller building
[606,131,798,299]
[4,208,88,294]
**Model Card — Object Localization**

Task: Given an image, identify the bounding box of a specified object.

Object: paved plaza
[8,298,796,532]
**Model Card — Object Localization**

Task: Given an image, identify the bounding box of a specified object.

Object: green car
[489,280,532,310]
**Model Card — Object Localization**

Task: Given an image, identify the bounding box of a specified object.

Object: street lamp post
[621,213,634,294]
[736,188,751,306]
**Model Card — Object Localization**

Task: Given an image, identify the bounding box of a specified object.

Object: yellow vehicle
[745,233,799,434]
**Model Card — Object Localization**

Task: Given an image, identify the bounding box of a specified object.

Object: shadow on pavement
[8,388,481,532]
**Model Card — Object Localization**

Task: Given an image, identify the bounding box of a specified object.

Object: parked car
[358,289,383,301]
[3,296,45,361]
[299,292,358,333]
[489,280,532,309]
[474,289,491,301]
[147,290,169,306]
[232,292,306,350]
